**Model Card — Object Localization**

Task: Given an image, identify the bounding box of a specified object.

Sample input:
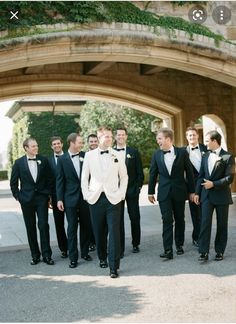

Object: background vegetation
[7,101,159,175]
[0,1,226,44]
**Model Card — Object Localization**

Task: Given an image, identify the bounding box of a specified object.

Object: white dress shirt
[189,145,202,173]
[98,147,111,174]
[54,152,63,165]
[69,150,80,178]
[116,146,126,162]
[27,155,38,182]
[208,147,221,175]
[164,146,175,175]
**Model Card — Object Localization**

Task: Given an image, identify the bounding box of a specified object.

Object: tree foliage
[8,112,80,173]
[79,101,158,168]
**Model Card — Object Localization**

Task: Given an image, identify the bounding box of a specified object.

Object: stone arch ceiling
[0,24,236,145]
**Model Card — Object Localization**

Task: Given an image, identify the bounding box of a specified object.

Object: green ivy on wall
[8,111,80,172]
[0,1,227,45]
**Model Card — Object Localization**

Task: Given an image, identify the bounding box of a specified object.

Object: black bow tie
[71,153,80,158]
[100,150,109,155]
[209,150,217,154]
[163,150,171,154]
[191,146,199,151]
[28,158,36,161]
[116,148,125,151]
[55,155,60,158]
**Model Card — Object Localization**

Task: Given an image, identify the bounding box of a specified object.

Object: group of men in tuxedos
[10,126,144,278]
[10,125,234,277]
[148,127,235,262]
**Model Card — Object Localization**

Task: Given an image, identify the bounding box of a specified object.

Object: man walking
[48,136,68,258]
[114,127,144,256]
[10,137,54,265]
[82,127,128,278]
[87,133,99,252]
[148,128,195,259]
[57,133,92,268]
[194,130,235,262]
[185,127,207,247]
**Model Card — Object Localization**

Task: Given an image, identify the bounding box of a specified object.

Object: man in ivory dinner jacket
[81,126,128,278]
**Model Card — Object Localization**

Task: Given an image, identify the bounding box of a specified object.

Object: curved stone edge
[0,22,235,57]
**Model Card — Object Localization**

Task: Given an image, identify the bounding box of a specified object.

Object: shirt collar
[214,147,221,156]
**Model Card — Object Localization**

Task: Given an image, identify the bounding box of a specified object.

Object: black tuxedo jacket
[56,151,85,208]
[148,147,195,202]
[10,154,52,204]
[186,143,208,180]
[195,148,235,205]
[115,146,144,198]
[48,155,58,196]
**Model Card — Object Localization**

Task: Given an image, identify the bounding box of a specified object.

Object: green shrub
[0,170,8,180]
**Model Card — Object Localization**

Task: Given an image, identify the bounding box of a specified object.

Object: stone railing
[0,22,235,56]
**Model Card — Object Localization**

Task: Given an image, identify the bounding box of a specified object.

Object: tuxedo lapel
[125,147,131,166]
[171,147,178,173]
[210,149,224,176]
[205,154,210,178]
[36,157,41,182]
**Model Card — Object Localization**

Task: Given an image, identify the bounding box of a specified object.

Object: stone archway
[0,23,236,148]
[202,114,227,150]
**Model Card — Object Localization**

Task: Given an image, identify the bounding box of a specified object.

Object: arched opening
[202,114,227,150]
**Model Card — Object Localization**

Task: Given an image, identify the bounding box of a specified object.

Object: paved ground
[0,180,236,323]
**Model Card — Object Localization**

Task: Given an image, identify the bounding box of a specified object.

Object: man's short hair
[23,137,37,150]
[50,136,63,144]
[97,126,113,135]
[87,134,98,142]
[157,127,174,141]
[116,127,127,135]
[206,130,222,146]
[185,126,198,135]
[67,133,80,146]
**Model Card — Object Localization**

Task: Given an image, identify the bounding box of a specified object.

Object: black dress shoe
[89,244,96,252]
[82,255,92,261]
[215,253,223,261]
[192,240,199,247]
[99,260,108,268]
[160,250,173,259]
[30,257,41,265]
[61,251,68,258]
[110,269,118,278]
[198,253,208,261]
[43,257,54,265]
[176,247,184,255]
[132,246,140,253]
[69,261,78,268]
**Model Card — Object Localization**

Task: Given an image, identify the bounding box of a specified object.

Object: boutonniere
[79,157,84,162]
[127,154,132,159]
[111,153,118,163]
[36,160,41,165]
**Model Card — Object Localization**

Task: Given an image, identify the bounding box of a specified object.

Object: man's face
[25,140,38,156]
[88,136,98,150]
[156,132,171,151]
[205,134,216,150]
[98,130,113,148]
[51,139,63,154]
[115,130,127,147]
[71,136,84,152]
[186,130,199,147]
